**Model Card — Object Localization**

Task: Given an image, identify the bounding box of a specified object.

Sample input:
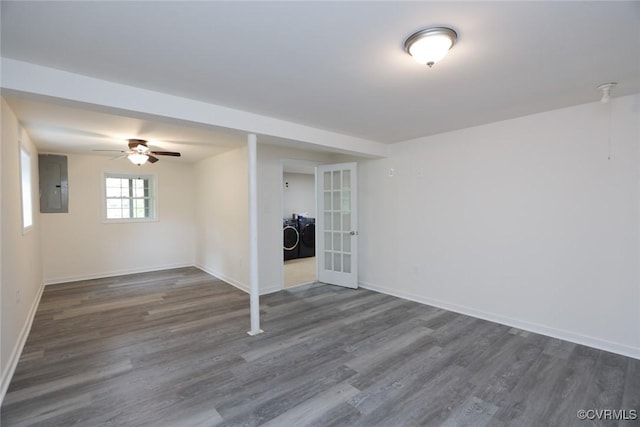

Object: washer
[297,216,316,258]
[283,218,300,260]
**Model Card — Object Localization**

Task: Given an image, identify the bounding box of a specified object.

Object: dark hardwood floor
[1,267,638,426]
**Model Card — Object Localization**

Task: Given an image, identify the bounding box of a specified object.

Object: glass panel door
[316,163,358,288]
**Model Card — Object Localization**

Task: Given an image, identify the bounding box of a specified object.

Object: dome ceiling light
[404,27,458,68]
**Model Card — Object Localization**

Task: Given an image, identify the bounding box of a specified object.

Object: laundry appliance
[297,216,316,258]
[283,218,300,261]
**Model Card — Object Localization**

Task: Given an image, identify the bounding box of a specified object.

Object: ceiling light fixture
[598,82,617,103]
[128,153,149,166]
[404,27,457,68]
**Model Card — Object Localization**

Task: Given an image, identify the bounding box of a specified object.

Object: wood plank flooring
[1,267,638,426]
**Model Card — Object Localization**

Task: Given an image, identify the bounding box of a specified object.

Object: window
[20,145,33,231]
[104,173,156,221]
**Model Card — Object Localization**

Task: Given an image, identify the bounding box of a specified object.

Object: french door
[316,162,358,288]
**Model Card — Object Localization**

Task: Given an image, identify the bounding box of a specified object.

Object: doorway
[282,160,318,288]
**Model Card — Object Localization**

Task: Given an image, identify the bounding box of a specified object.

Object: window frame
[102,172,158,223]
[19,143,33,234]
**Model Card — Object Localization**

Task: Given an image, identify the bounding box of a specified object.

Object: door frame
[280,159,321,290]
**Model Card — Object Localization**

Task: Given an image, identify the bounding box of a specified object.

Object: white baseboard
[43,262,194,285]
[1,282,45,405]
[359,281,640,360]
[259,285,282,295]
[194,265,282,296]
[195,264,249,293]
[45,261,277,296]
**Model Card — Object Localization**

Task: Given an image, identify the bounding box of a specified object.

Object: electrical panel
[39,154,69,213]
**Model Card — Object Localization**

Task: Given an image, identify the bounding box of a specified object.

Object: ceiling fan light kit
[127,139,150,165]
[93,139,181,165]
[404,26,457,68]
[128,153,149,165]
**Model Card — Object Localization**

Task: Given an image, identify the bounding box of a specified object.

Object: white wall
[282,172,315,219]
[195,146,249,291]
[258,145,333,293]
[40,154,196,284]
[195,144,330,294]
[1,98,43,400]
[358,94,640,358]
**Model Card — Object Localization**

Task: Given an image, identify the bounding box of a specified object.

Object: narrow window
[104,173,156,221]
[20,145,33,232]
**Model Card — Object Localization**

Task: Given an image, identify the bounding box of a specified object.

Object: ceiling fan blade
[150,151,181,157]
[128,139,148,150]
[148,155,159,163]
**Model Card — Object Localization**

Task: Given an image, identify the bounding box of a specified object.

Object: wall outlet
[388,168,395,177]
[16,289,21,304]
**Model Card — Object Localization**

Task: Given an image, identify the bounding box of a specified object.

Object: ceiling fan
[93,139,181,165]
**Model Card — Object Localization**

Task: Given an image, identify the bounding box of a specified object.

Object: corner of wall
[0,282,44,405]
[195,264,249,294]
[1,97,45,404]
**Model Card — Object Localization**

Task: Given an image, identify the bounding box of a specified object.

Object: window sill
[103,217,159,224]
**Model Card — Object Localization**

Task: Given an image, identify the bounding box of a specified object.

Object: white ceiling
[4,96,248,162]
[1,1,639,156]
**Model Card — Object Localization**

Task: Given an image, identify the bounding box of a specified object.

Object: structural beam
[247,133,263,336]
[1,58,389,158]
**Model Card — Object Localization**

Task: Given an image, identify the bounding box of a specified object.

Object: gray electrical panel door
[39,154,69,213]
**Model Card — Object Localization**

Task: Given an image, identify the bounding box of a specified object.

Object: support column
[247,133,263,336]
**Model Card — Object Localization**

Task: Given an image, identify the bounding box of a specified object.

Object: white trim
[280,162,286,291]
[45,262,271,295]
[280,159,321,291]
[19,143,34,233]
[195,264,249,294]
[194,265,280,296]
[359,281,640,361]
[259,285,282,295]
[101,217,159,224]
[1,282,45,405]
[43,262,192,286]
[102,171,158,222]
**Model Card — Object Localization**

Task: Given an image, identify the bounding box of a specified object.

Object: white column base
[247,329,264,336]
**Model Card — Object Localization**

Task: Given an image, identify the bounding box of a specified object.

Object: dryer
[297,216,316,258]
[283,218,300,260]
